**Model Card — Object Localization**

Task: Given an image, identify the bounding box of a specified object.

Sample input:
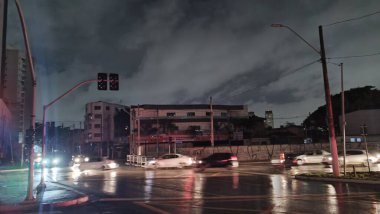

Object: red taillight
[230,156,238,161]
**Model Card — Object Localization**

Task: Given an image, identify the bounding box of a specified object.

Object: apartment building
[0,99,11,162]
[83,101,130,157]
[130,104,249,153]
[2,49,32,147]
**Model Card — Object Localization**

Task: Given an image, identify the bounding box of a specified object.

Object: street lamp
[271,23,340,176]
[38,79,98,189]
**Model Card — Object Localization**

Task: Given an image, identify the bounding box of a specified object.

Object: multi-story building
[339,109,380,143]
[0,98,11,162]
[2,49,32,150]
[265,110,274,128]
[83,101,130,157]
[130,104,249,154]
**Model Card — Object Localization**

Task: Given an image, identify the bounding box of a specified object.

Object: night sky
[6,0,380,127]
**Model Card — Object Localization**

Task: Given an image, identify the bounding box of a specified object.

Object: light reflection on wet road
[48,163,380,213]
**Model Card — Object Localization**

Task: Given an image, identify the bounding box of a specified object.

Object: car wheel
[296,159,304,166]
[178,163,185,169]
[154,163,160,169]
[102,166,106,170]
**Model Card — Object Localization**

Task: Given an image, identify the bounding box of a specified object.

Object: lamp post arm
[284,26,320,55]
[45,79,98,110]
[39,79,97,187]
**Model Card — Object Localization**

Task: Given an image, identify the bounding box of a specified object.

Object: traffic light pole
[38,79,98,189]
[15,0,37,201]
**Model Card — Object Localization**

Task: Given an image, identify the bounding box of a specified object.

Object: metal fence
[126,155,150,167]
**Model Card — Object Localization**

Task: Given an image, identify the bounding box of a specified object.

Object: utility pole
[361,124,370,173]
[210,97,214,147]
[319,25,340,176]
[340,63,347,176]
[137,105,141,155]
[156,105,159,156]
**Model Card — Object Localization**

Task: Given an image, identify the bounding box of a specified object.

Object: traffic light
[109,73,119,91]
[97,73,107,90]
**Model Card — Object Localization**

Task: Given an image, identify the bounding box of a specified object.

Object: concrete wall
[141,141,380,161]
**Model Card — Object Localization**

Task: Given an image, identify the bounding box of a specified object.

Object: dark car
[281,152,300,168]
[196,153,239,170]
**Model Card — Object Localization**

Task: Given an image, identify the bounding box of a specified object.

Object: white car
[295,150,330,165]
[322,149,377,166]
[78,157,119,171]
[145,154,194,169]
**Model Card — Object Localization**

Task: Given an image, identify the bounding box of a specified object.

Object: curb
[295,175,380,185]
[0,182,89,212]
[46,195,89,208]
[0,195,89,212]
[0,168,28,173]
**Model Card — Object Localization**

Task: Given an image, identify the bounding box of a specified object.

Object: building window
[94,124,101,128]
[94,106,101,110]
[221,112,228,117]
[94,133,102,138]
[187,112,195,117]
[206,112,211,116]
[94,114,102,119]
[167,112,176,117]
[106,106,110,110]
[87,124,92,129]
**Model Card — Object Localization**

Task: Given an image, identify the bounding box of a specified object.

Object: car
[322,149,378,166]
[34,153,71,168]
[70,155,90,166]
[196,153,239,170]
[77,157,119,171]
[145,153,194,169]
[294,150,330,165]
[280,152,301,168]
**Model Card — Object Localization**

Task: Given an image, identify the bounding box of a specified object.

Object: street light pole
[15,0,37,201]
[38,79,98,189]
[340,63,346,176]
[318,25,340,176]
[271,23,340,176]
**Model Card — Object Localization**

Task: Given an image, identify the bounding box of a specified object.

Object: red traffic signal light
[97,73,107,90]
[109,73,119,91]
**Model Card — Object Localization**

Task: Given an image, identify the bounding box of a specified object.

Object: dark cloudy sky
[6,0,380,127]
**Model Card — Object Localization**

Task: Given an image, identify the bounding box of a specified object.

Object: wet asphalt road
[43,163,380,214]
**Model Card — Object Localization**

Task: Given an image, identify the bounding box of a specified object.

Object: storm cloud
[6,0,380,127]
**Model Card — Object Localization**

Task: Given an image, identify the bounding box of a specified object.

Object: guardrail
[126,155,149,167]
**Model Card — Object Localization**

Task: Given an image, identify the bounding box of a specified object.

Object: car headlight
[148,160,157,165]
[84,157,89,162]
[35,157,42,163]
[328,157,332,161]
[74,157,80,163]
[197,160,202,164]
[52,158,60,165]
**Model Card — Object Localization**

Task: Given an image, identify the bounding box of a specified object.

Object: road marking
[134,201,171,214]
[97,191,380,203]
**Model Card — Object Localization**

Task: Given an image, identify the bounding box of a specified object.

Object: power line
[327,51,380,59]
[324,11,380,27]
[228,59,320,98]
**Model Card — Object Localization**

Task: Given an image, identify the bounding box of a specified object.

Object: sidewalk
[0,169,88,212]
